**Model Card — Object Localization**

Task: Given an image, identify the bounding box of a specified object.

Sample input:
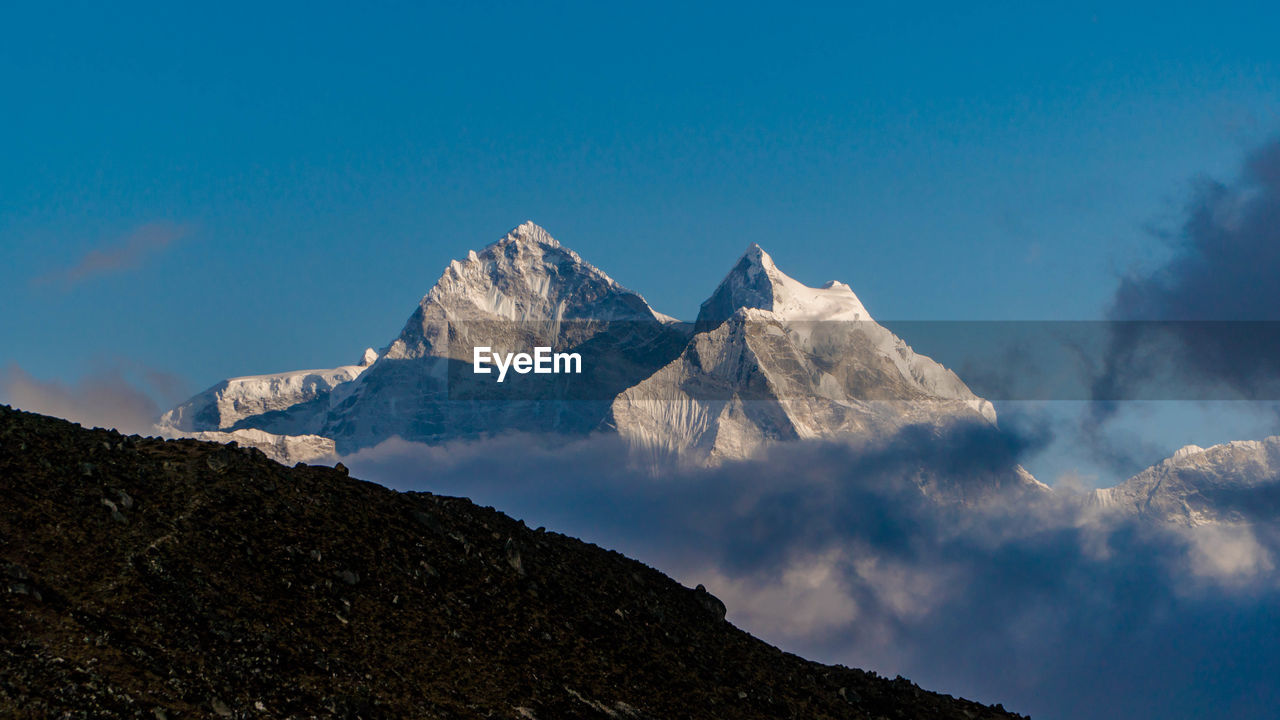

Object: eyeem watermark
[472,346,583,382]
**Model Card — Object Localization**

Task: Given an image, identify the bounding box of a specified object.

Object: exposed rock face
[1094,437,1280,526]
[0,406,1024,719]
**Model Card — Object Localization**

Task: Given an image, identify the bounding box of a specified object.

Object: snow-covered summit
[315,222,691,451]
[1171,444,1206,461]
[1095,436,1280,526]
[385,221,672,360]
[611,245,1004,469]
[499,220,561,249]
[697,244,871,331]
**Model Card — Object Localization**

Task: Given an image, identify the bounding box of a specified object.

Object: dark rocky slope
[0,406,1023,719]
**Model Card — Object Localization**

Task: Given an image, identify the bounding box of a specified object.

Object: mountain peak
[693,246,780,330]
[500,220,559,248]
[740,241,771,263]
[737,243,788,278]
[1171,444,1206,461]
[462,221,607,290]
[382,222,675,364]
[696,244,871,330]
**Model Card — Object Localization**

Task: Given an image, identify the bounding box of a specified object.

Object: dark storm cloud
[342,420,1280,720]
[32,222,189,289]
[1091,138,1280,414]
[1114,140,1280,322]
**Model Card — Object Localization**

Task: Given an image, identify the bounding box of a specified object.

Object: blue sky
[3,2,1280,482]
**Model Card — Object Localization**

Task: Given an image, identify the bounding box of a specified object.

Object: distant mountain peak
[426,223,644,325]
[310,222,688,450]
[1095,436,1280,526]
[498,220,560,249]
[697,243,871,331]
[1171,444,1206,461]
[740,241,773,265]
[454,221,609,289]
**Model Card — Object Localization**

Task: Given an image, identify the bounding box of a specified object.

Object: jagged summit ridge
[158,359,375,434]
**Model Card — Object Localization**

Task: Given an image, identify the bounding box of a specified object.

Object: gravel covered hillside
[0,406,1023,719]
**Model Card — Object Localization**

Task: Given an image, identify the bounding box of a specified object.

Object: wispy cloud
[0,362,185,435]
[32,221,190,289]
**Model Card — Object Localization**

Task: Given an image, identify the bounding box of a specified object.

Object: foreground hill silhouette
[0,406,1023,719]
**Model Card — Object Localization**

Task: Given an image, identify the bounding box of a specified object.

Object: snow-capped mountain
[159,222,1024,482]
[313,222,691,451]
[1094,438,1280,526]
[158,222,691,455]
[609,244,1001,465]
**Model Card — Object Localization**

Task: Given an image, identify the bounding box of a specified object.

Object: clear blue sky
[3,2,1279,480]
